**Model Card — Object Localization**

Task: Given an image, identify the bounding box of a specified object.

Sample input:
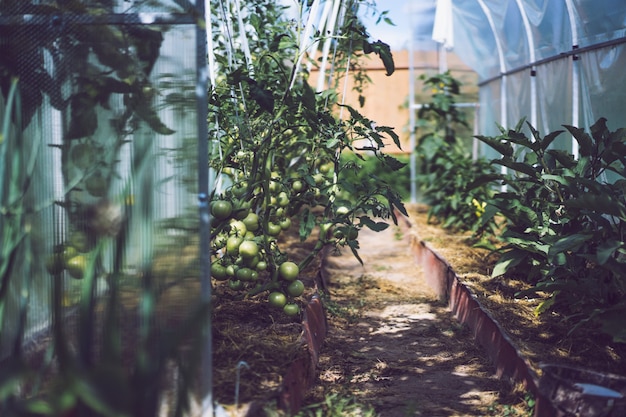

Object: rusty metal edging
[393,209,560,415]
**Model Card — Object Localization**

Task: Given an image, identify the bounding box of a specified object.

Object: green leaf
[563,124,593,157]
[596,239,621,265]
[492,249,526,277]
[298,209,315,241]
[494,159,538,178]
[364,40,394,76]
[66,93,98,140]
[382,154,406,171]
[358,216,389,232]
[474,135,514,157]
[301,81,316,112]
[548,233,592,258]
[376,125,401,149]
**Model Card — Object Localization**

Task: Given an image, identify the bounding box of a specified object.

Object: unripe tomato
[236,267,255,281]
[287,280,305,297]
[238,240,259,260]
[242,212,259,232]
[279,217,292,230]
[69,231,91,253]
[228,279,243,290]
[291,180,304,192]
[229,220,247,236]
[226,236,243,256]
[211,263,228,281]
[85,173,107,197]
[267,222,282,237]
[283,303,300,316]
[276,192,289,207]
[211,200,233,220]
[66,255,88,279]
[278,261,299,281]
[268,292,287,308]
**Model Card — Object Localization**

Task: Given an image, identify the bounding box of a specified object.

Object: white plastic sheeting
[422,0,626,153]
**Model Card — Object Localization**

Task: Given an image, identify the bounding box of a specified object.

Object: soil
[303,214,526,416]
[213,202,625,416]
[402,204,626,378]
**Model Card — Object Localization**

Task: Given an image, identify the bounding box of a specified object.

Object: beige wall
[309,49,478,154]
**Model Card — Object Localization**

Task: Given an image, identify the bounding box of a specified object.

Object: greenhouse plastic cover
[415,0,626,148]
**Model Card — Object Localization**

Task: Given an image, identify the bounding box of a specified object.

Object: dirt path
[308,222,510,416]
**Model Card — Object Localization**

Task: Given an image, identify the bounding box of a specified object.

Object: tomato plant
[207,0,407,316]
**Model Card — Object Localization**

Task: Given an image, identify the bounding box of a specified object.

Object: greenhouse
[0,0,625,416]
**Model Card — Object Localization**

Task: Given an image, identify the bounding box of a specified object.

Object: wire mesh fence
[0,1,209,413]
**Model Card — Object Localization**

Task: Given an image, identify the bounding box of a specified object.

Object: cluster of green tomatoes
[209,173,310,317]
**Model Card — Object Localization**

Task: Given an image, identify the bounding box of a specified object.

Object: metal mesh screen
[0,0,206,385]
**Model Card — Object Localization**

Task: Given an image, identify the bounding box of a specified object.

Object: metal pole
[564,0,580,158]
[409,23,417,204]
[196,1,212,415]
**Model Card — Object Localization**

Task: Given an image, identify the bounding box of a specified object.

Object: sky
[279,0,438,52]
[359,0,414,50]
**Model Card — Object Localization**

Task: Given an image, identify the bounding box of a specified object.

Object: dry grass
[405,203,626,377]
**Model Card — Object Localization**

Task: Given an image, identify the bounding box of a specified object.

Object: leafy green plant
[207,0,407,313]
[475,118,626,342]
[414,72,497,236]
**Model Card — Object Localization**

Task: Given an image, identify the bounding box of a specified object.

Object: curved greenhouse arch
[430,0,626,151]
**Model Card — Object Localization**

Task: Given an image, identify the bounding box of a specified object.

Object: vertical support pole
[564,0,580,158]
[408,26,417,204]
[515,0,537,129]
[196,1,212,415]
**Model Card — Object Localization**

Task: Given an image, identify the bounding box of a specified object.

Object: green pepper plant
[475,118,626,342]
[413,72,498,237]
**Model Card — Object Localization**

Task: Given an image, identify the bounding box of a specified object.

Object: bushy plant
[414,72,497,236]
[475,118,626,342]
[207,0,406,305]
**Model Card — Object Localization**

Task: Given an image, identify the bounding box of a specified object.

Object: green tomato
[268,292,287,308]
[269,180,280,194]
[236,267,255,281]
[276,191,290,208]
[319,162,333,174]
[229,220,247,236]
[283,303,300,316]
[279,217,292,231]
[267,222,282,237]
[287,279,305,297]
[242,212,260,232]
[255,261,268,271]
[62,246,79,264]
[335,206,350,216]
[70,143,96,170]
[232,182,247,198]
[291,180,304,192]
[211,200,233,220]
[226,264,236,277]
[66,255,88,279]
[238,240,259,260]
[278,261,299,281]
[228,279,243,290]
[211,263,228,281]
[226,236,243,256]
